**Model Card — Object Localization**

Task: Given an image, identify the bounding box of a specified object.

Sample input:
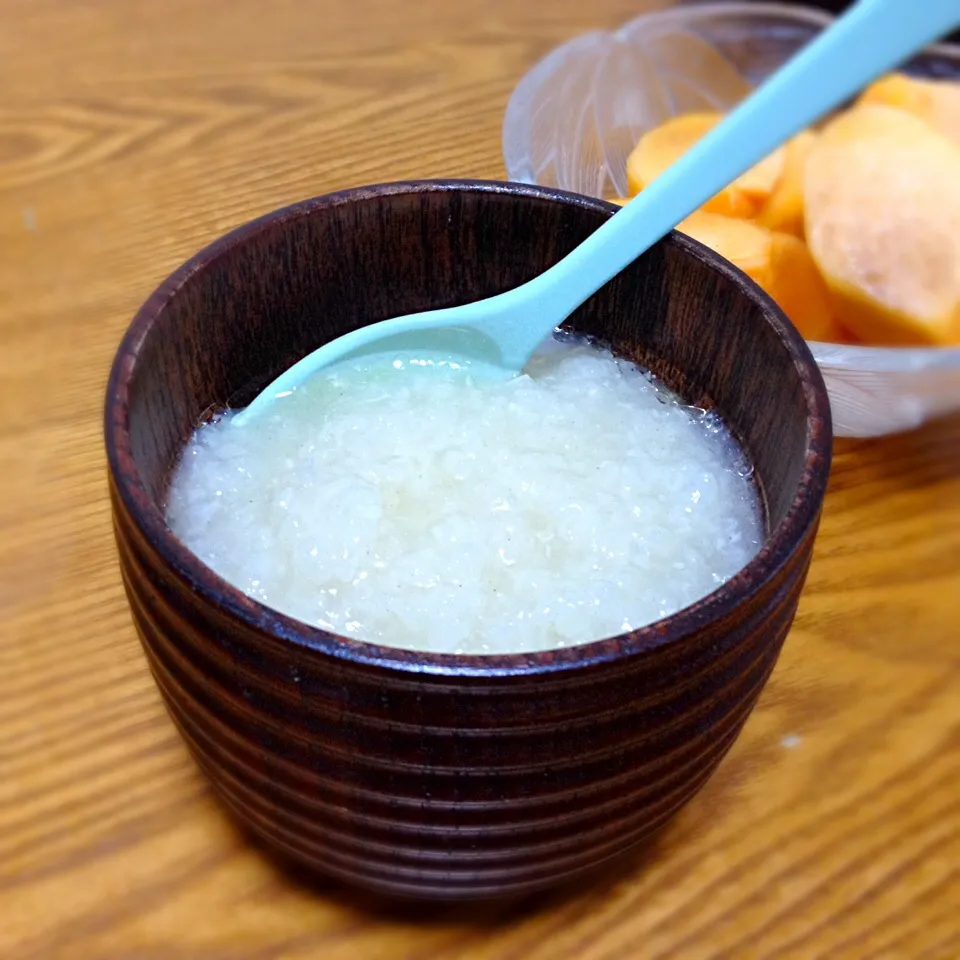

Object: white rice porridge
[165,336,763,654]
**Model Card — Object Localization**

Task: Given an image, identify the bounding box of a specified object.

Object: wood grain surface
[2,0,959,956]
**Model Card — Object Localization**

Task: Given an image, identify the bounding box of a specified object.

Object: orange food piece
[677,210,770,284]
[676,210,843,342]
[804,104,960,346]
[626,112,784,218]
[697,188,758,219]
[858,72,960,147]
[763,232,843,342]
[607,197,630,206]
[756,129,818,237]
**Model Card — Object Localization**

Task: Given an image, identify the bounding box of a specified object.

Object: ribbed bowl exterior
[105,181,831,901]
[111,488,817,899]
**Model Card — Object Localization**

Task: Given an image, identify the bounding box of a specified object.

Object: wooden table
[3,1,959,956]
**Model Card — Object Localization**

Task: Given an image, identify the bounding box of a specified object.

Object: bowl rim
[105,178,832,677]
[616,1,835,38]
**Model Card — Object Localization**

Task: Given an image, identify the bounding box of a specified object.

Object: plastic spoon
[236,0,959,425]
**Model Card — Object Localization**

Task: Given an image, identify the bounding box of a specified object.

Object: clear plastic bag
[502,1,960,437]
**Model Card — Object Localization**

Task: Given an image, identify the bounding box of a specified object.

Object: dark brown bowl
[105,180,831,902]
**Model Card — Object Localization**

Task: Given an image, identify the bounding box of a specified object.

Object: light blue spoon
[236,0,959,425]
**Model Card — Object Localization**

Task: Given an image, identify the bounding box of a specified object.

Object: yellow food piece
[804,104,960,346]
[756,129,818,237]
[676,211,843,342]
[626,112,783,218]
[858,72,960,146]
[607,197,630,206]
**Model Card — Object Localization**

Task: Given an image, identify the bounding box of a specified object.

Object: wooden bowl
[105,180,832,902]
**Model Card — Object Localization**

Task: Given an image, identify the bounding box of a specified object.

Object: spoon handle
[235,0,959,421]
[518,0,960,331]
